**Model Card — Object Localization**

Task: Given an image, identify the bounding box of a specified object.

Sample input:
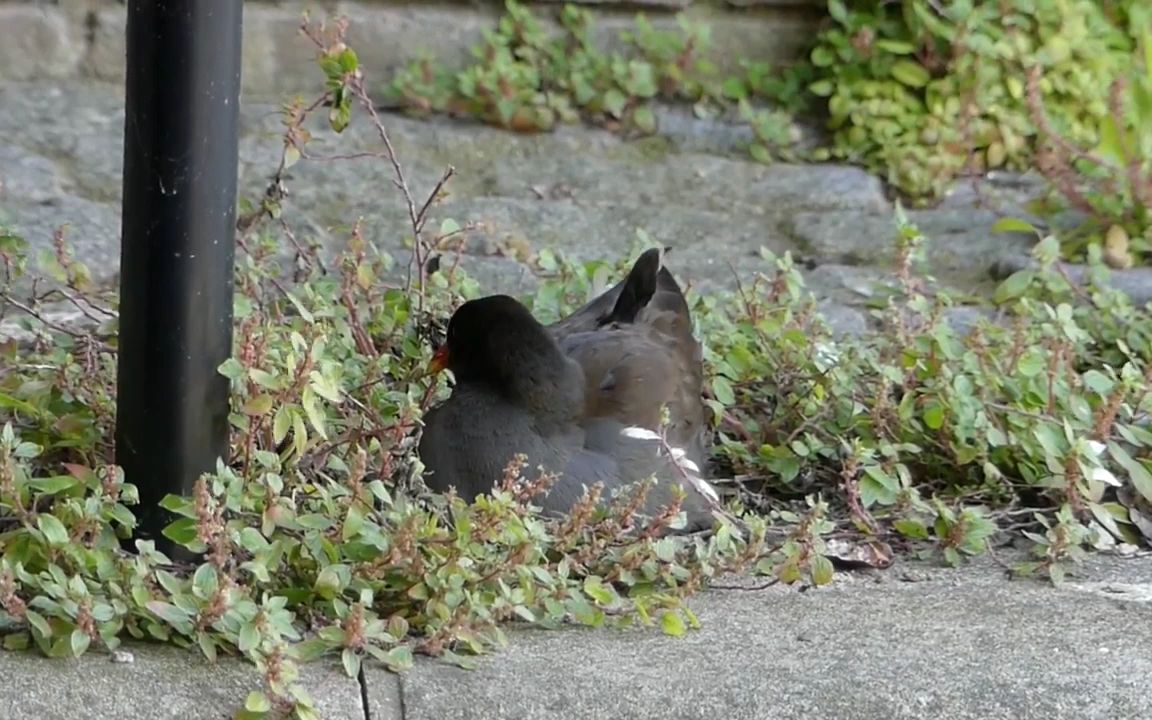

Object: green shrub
[1024,7,1152,265]
[695,214,1152,575]
[389,0,806,162]
[807,0,1135,201]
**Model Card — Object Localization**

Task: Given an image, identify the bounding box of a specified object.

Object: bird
[547,247,709,473]
[417,287,718,532]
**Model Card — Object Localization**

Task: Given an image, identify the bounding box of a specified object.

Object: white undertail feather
[620,426,660,441]
[620,425,719,504]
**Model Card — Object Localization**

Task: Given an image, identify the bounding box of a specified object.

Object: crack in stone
[357,665,372,720]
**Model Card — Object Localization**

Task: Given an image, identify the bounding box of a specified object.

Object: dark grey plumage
[418,289,714,531]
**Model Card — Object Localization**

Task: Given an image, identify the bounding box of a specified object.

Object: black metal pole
[116,1,243,551]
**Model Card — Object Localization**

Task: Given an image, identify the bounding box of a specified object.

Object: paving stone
[0,642,374,720]
[0,145,67,203]
[398,555,1152,720]
[790,208,1038,286]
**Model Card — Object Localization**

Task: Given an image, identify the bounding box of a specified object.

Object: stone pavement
[2,554,1151,720]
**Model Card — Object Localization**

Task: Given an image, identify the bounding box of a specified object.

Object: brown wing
[549,249,708,469]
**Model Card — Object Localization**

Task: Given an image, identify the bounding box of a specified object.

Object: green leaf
[890,60,930,88]
[859,475,896,507]
[338,48,359,74]
[25,610,51,639]
[301,387,328,440]
[632,106,656,134]
[162,518,201,547]
[158,494,197,518]
[309,373,343,404]
[37,514,69,546]
[568,596,605,627]
[217,358,246,381]
[69,629,91,657]
[248,369,281,390]
[439,218,461,237]
[1088,502,1124,541]
[827,0,848,24]
[341,648,361,679]
[942,547,961,567]
[382,645,415,671]
[922,401,945,430]
[875,40,915,54]
[297,514,335,531]
[721,77,747,100]
[1094,114,1125,166]
[293,411,308,458]
[749,143,773,164]
[273,406,294,445]
[993,270,1034,304]
[12,441,41,459]
[26,476,78,494]
[583,576,615,605]
[991,217,1039,235]
[711,376,736,406]
[243,394,275,416]
[809,79,834,97]
[283,145,301,170]
[294,638,330,662]
[863,464,899,492]
[1108,442,1152,503]
[660,610,686,637]
[314,564,348,599]
[893,518,929,539]
[192,563,220,599]
[244,691,272,713]
[1016,349,1046,377]
[343,504,366,541]
[0,392,40,417]
[603,89,628,118]
[1082,370,1113,395]
[810,46,836,67]
[235,623,260,655]
[146,601,194,633]
[3,632,30,651]
[810,555,834,586]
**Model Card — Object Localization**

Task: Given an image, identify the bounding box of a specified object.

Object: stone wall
[0,0,824,99]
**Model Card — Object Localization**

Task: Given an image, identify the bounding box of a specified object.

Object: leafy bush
[806,0,1136,201]
[804,0,1151,266]
[696,213,1152,576]
[1024,8,1152,265]
[388,0,807,163]
[391,2,713,133]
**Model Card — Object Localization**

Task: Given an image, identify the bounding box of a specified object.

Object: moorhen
[547,247,708,472]
[417,292,717,530]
